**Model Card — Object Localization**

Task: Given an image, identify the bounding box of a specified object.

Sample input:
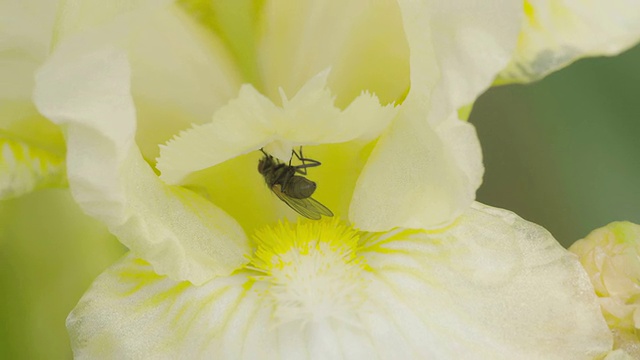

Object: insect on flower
[258,147,333,220]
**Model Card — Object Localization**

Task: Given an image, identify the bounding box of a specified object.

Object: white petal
[34,46,249,284]
[396,0,523,122]
[349,0,522,231]
[349,104,483,231]
[157,70,396,185]
[67,254,271,359]
[498,0,640,84]
[357,202,612,358]
[51,0,243,161]
[69,205,611,359]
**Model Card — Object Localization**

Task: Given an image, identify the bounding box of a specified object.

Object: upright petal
[34,46,249,285]
[51,0,243,162]
[257,0,410,106]
[350,106,482,231]
[397,0,523,122]
[350,0,522,231]
[498,0,640,84]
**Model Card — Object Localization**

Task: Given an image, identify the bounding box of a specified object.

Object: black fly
[258,147,333,220]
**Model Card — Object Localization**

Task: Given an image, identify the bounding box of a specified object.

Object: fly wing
[272,185,333,220]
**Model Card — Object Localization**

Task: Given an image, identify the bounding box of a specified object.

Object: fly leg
[291,146,321,175]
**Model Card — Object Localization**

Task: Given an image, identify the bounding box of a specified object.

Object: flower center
[249,218,367,327]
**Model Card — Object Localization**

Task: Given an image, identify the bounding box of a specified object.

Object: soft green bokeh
[473,44,640,248]
[0,189,125,359]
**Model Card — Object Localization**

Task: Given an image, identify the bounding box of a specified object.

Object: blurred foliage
[0,189,125,359]
[473,44,640,247]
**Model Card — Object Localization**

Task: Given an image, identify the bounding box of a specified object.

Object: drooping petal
[358,202,612,358]
[34,46,249,285]
[350,0,522,231]
[68,205,611,359]
[497,0,640,84]
[51,0,243,162]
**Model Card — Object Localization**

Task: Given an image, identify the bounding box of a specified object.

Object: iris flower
[4,0,637,358]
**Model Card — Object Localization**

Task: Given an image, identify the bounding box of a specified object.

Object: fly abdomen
[283,176,316,199]
[257,147,332,219]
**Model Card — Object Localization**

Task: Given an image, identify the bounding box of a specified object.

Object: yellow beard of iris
[248,218,368,328]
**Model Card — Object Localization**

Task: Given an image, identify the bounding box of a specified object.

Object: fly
[258,147,333,220]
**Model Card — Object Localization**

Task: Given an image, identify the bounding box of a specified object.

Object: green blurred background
[0,44,638,359]
[473,43,640,248]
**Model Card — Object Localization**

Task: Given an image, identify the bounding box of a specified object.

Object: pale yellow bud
[570,221,640,357]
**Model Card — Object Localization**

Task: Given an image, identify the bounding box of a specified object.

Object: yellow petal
[177,0,264,85]
[570,221,640,356]
[51,0,172,47]
[257,0,410,106]
[0,127,65,199]
[498,0,640,84]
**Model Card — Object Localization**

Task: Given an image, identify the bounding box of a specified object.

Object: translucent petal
[34,47,249,284]
[498,0,640,84]
[157,70,396,185]
[0,0,59,60]
[257,0,410,107]
[604,349,635,360]
[68,204,611,359]
[396,0,523,122]
[349,0,522,231]
[349,102,482,231]
[51,0,172,46]
[177,0,265,85]
[51,0,243,162]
